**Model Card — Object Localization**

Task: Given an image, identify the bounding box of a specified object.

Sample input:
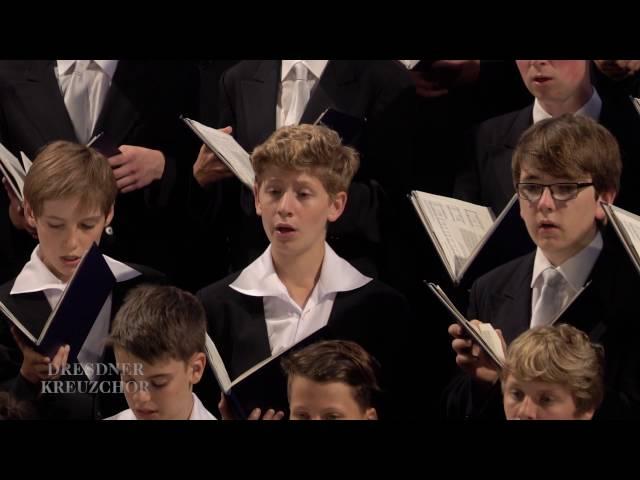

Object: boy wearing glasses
[444,114,640,420]
[454,60,640,215]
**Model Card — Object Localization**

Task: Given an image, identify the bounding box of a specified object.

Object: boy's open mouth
[275,224,296,234]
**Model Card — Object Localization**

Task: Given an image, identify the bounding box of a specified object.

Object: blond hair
[501,324,605,416]
[251,124,360,196]
[24,140,117,217]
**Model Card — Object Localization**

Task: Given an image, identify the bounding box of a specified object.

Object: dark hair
[110,284,206,363]
[281,340,380,410]
[512,114,622,196]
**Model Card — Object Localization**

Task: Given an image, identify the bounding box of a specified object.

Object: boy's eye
[323,413,343,420]
[540,395,555,405]
[123,379,140,393]
[80,223,97,230]
[509,389,524,401]
[297,191,312,198]
[292,411,310,420]
[47,223,63,229]
[150,380,168,389]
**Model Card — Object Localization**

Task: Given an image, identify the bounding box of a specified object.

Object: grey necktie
[531,267,567,327]
[283,62,310,126]
[63,60,94,144]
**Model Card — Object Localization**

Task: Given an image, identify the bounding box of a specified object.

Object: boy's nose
[537,186,556,211]
[516,396,538,420]
[130,382,151,403]
[530,60,549,68]
[277,191,294,216]
[63,229,80,249]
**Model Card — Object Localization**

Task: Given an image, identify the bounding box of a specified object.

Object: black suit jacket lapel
[326,290,347,329]
[230,293,272,379]
[93,61,140,146]
[17,61,77,145]
[239,61,279,150]
[489,254,534,343]
[559,232,626,341]
[299,61,357,125]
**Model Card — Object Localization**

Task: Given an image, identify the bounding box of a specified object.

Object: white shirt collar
[11,245,140,295]
[533,87,602,124]
[531,230,603,291]
[104,393,216,420]
[398,60,420,70]
[56,60,118,80]
[188,393,217,420]
[281,60,328,81]
[230,242,371,300]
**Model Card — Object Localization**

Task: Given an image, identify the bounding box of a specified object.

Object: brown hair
[24,140,117,217]
[512,114,622,196]
[110,284,206,363]
[281,339,380,411]
[501,324,605,416]
[251,124,360,195]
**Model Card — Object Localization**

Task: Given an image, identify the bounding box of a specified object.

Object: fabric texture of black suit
[0,60,200,285]
[453,92,640,216]
[196,271,415,419]
[442,228,640,419]
[0,262,167,420]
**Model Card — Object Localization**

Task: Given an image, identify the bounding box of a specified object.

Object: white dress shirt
[55,60,118,139]
[530,231,603,327]
[276,60,328,128]
[532,87,602,124]
[11,245,141,378]
[398,60,420,70]
[230,243,372,356]
[104,393,216,420]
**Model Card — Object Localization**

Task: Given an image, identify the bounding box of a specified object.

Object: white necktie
[64,60,94,144]
[283,62,310,126]
[531,267,567,327]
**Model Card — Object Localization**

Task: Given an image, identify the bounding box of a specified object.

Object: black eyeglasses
[515,182,595,202]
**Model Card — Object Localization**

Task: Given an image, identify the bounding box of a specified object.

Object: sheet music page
[414,191,494,277]
[184,118,255,188]
[0,142,27,202]
[612,205,640,254]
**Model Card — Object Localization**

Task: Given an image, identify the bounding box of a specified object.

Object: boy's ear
[188,352,207,385]
[253,181,262,216]
[576,408,595,420]
[595,190,616,221]
[24,201,36,228]
[105,205,115,226]
[327,191,347,223]
[364,407,378,420]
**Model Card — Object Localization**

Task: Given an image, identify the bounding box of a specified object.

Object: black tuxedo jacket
[196,271,414,418]
[0,262,166,419]
[443,229,640,419]
[0,60,200,284]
